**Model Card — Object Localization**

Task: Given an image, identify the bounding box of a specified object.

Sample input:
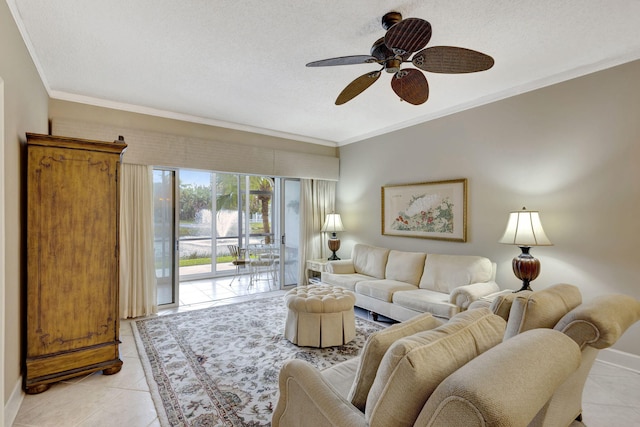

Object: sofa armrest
[272,359,367,427]
[449,281,501,309]
[325,259,356,274]
[418,329,581,426]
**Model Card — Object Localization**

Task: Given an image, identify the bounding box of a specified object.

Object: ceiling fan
[306,11,495,105]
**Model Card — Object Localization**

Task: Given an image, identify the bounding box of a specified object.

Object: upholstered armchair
[489,284,640,426]
[272,308,582,427]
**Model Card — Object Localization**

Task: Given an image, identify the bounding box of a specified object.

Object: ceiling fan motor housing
[381,11,402,30]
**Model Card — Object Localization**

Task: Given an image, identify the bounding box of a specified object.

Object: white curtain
[120,163,157,318]
[299,179,336,284]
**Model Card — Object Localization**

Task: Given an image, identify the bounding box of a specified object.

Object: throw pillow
[347,313,443,411]
[364,307,506,427]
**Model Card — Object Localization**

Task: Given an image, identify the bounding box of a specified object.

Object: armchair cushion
[347,313,443,410]
[365,307,506,427]
[273,358,367,427]
[504,283,582,340]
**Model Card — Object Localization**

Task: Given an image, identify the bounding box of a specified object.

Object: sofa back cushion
[419,254,493,293]
[385,250,426,285]
[348,312,442,410]
[352,244,390,279]
[365,308,506,427]
[504,283,582,341]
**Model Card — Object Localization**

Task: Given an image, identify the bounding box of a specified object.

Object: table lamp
[321,213,344,260]
[499,207,552,292]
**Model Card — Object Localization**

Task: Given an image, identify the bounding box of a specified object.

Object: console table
[306,258,330,284]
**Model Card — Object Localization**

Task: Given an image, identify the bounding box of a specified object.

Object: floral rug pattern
[133,296,382,426]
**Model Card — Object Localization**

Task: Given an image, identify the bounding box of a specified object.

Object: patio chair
[249,244,279,289]
[228,245,248,284]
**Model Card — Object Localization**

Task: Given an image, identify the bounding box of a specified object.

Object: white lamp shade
[499,209,552,246]
[321,214,344,233]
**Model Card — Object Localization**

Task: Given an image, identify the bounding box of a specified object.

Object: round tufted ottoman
[284,285,357,348]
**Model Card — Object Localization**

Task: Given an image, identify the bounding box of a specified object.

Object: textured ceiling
[7,0,640,146]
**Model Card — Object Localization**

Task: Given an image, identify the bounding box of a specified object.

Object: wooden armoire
[25,133,127,394]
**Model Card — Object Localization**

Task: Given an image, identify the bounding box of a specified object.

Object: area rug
[132,296,383,427]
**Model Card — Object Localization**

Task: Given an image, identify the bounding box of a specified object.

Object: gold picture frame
[381,178,467,242]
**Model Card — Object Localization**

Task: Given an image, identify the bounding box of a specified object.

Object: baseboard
[4,376,23,427]
[597,348,640,373]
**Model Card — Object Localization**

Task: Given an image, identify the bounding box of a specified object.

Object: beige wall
[49,100,338,158]
[49,101,339,180]
[337,59,640,356]
[1,1,49,406]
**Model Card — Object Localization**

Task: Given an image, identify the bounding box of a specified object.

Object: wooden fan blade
[412,46,495,73]
[391,68,429,105]
[335,71,381,105]
[306,55,379,67]
[384,18,432,56]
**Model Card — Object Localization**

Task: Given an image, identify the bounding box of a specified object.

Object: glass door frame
[154,168,180,308]
[277,178,300,288]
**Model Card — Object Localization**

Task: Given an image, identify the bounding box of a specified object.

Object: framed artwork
[381,178,467,242]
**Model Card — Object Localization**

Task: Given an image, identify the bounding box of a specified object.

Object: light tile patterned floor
[12,276,640,426]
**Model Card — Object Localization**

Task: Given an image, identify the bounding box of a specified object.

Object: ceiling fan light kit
[307,11,494,105]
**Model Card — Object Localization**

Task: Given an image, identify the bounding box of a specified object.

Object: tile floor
[12,276,640,426]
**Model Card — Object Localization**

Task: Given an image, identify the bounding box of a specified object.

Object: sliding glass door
[153,169,178,306]
[279,179,300,286]
[154,168,300,306]
[178,170,215,277]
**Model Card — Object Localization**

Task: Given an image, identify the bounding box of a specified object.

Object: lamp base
[327,238,341,261]
[512,246,540,292]
[513,281,532,293]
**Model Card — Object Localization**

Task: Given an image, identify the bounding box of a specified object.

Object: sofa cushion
[385,250,426,286]
[504,283,582,340]
[355,280,418,303]
[320,272,374,291]
[347,313,443,410]
[352,244,390,279]
[365,308,506,427]
[392,289,460,319]
[419,254,493,293]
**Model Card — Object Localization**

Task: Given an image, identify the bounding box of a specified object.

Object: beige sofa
[273,308,582,427]
[320,243,500,320]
